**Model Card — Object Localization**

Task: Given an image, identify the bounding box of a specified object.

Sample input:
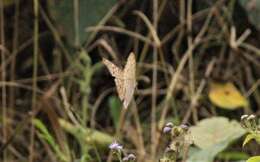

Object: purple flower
[109,141,123,151]
[180,124,189,131]
[163,126,172,133]
[163,122,173,133]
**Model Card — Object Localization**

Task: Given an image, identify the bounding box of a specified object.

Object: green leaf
[190,117,246,149]
[33,119,56,147]
[239,0,260,30]
[243,134,256,146]
[187,141,228,162]
[218,151,249,161]
[33,119,68,161]
[243,133,260,146]
[108,96,121,129]
[247,156,260,162]
[48,0,117,46]
[188,117,246,162]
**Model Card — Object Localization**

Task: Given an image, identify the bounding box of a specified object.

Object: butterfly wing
[123,52,136,108]
[103,58,125,100]
[115,78,125,101]
[102,58,123,78]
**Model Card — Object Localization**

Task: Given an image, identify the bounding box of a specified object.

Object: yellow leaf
[208,82,248,109]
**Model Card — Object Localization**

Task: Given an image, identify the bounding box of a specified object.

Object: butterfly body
[102,52,136,108]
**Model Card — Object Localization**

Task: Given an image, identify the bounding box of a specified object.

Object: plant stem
[29,0,39,161]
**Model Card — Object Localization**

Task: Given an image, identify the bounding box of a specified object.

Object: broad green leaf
[209,82,248,109]
[190,117,246,149]
[239,0,260,30]
[108,96,121,129]
[187,141,229,162]
[48,0,117,46]
[188,117,246,162]
[247,156,260,162]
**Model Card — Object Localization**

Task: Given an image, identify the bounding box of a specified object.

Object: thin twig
[0,0,7,161]
[151,0,158,159]
[29,0,39,161]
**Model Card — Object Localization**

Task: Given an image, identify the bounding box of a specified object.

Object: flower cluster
[109,141,123,151]
[163,122,189,137]
[108,141,136,162]
[160,122,191,162]
[241,114,259,133]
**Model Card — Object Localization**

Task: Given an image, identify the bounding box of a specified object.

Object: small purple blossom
[163,126,172,133]
[163,122,173,133]
[109,141,123,151]
[180,124,189,131]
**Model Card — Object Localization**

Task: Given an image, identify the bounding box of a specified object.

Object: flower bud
[127,154,136,161]
[180,124,189,132]
[163,122,173,133]
[109,141,123,152]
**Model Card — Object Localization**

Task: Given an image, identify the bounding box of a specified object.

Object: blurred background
[0,0,260,162]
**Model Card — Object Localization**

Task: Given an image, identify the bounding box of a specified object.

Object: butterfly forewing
[102,58,123,78]
[123,52,136,108]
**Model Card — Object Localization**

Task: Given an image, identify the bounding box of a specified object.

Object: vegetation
[0,0,260,162]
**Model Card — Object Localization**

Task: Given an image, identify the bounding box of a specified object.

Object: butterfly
[102,52,136,109]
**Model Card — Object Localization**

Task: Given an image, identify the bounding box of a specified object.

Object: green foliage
[246,156,260,162]
[58,119,113,149]
[58,119,113,161]
[239,0,260,30]
[218,151,249,161]
[243,133,260,146]
[190,117,246,149]
[187,142,229,162]
[188,117,246,162]
[33,119,69,162]
[73,49,103,124]
[108,96,122,129]
[241,115,260,162]
[48,0,117,46]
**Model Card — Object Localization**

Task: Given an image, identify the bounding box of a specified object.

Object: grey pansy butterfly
[102,52,136,109]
